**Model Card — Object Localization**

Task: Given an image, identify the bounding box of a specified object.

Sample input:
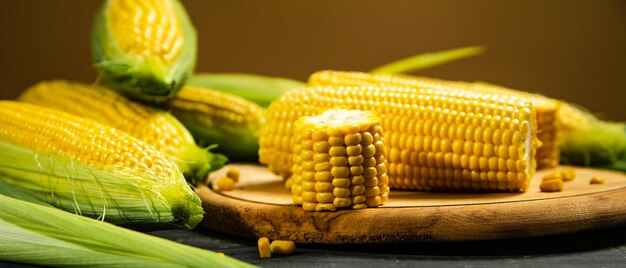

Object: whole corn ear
[0,101,203,228]
[19,80,226,184]
[290,109,390,211]
[168,86,265,162]
[92,0,196,102]
[309,70,561,169]
[188,73,306,107]
[260,83,539,192]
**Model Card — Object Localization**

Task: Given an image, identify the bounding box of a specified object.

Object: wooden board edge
[196,185,626,244]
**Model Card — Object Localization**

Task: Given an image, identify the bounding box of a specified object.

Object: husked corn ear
[309,70,560,169]
[290,109,389,211]
[168,86,265,162]
[0,101,203,228]
[19,81,225,184]
[92,0,197,102]
[261,84,539,192]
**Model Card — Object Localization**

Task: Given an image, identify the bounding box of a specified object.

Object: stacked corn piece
[0,101,203,228]
[309,70,560,169]
[168,85,266,162]
[92,0,196,102]
[19,81,224,184]
[290,109,389,211]
[260,83,539,192]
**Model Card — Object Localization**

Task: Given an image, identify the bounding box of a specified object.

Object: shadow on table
[184,224,626,257]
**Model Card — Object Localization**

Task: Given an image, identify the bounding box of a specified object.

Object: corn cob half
[19,80,225,184]
[168,85,266,162]
[260,83,539,192]
[92,0,196,102]
[309,70,560,169]
[0,101,203,228]
[290,109,389,211]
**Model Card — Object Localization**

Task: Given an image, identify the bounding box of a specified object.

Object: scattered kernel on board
[257,237,271,258]
[590,177,605,184]
[540,179,563,192]
[214,177,236,191]
[560,169,576,181]
[226,168,240,182]
[270,240,296,255]
[542,172,563,181]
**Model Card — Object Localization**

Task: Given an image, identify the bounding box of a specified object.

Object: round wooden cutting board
[196,164,626,244]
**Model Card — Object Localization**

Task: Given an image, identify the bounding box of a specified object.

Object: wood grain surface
[197,164,626,244]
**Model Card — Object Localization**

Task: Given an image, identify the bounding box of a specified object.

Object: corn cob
[309,70,560,169]
[168,85,265,162]
[0,101,203,228]
[19,80,225,184]
[260,84,539,192]
[290,109,389,211]
[92,0,196,102]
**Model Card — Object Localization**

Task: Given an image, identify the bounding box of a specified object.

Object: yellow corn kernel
[216,252,225,257]
[226,168,241,182]
[289,109,389,211]
[540,179,564,192]
[560,169,576,181]
[257,237,271,258]
[269,240,296,255]
[214,177,236,191]
[262,72,540,192]
[590,177,605,184]
[542,172,563,181]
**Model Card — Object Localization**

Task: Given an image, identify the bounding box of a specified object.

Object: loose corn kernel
[542,172,563,181]
[269,240,296,255]
[257,237,271,258]
[560,169,575,181]
[214,177,236,191]
[217,252,225,257]
[540,179,563,192]
[590,177,605,184]
[226,168,241,182]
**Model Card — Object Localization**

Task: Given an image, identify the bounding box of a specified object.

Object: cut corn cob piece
[309,70,560,169]
[260,84,539,192]
[0,101,203,228]
[19,80,225,184]
[168,85,265,162]
[92,0,197,102]
[290,109,389,211]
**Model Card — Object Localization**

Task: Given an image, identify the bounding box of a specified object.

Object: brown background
[1,0,624,119]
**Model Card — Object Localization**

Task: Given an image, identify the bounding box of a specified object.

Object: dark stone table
[151,225,626,267]
[3,225,626,267]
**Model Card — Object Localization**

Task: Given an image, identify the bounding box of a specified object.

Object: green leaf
[370,46,485,74]
[0,194,255,268]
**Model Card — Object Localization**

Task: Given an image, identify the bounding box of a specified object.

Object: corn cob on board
[197,164,626,244]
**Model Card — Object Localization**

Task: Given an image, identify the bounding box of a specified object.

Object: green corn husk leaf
[0,138,204,228]
[187,73,305,107]
[559,105,626,168]
[370,45,485,74]
[169,86,265,162]
[0,194,254,268]
[92,0,197,103]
